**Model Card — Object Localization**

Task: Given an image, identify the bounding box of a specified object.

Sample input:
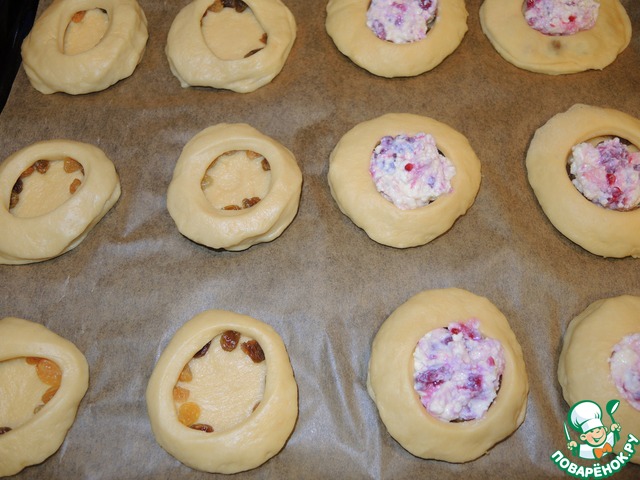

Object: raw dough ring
[325,0,468,77]
[0,317,89,477]
[558,295,640,465]
[526,104,640,258]
[166,0,296,93]
[328,113,481,248]
[146,309,298,474]
[479,0,631,75]
[0,140,121,265]
[167,123,302,251]
[21,0,148,94]
[367,288,528,463]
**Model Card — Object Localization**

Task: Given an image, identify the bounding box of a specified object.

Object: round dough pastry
[367,288,528,462]
[0,317,89,477]
[326,0,468,77]
[526,104,640,258]
[0,140,121,265]
[558,295,640,465]
[166,0,296,93]
[479,0,631,75]
[167,123,302,251]
[21,0,148,94]
[328,113,481,248]
[146,309,298,474]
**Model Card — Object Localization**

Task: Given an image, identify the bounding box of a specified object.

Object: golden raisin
[72,10,86,22]
[64,157,83,174]
[220,330,241,351]
[173,386,190,403]
[223,204,242,211]
[241,340,265,363]
[34,160,50,174]
[208,0,223,12]
[260,33,268,44]
[193,341,211,359]
[178,402,201,426]
[261,158,271,171]
[20,165,35,178]
[69,178,82,194]
[242,197,260,209]
[179,364,193,382]
[246,150,262,160]
[190,423,214,433]
[25,357,41,365]
[36,359,62,387]
[42,386,58,404]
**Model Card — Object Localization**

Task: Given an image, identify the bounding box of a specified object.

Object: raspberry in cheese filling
[413,319,505,422]
[366,0,438,43]
[523,0,599,36]
[610,333,640,411]
[568,138,640,211]
[369,132,455,210]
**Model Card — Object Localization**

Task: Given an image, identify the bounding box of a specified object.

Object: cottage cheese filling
[413,319,505,422]
[366,0,438,43]
[369,133,455,210]
[523,0,599,36]
[569,138,640,211]
[610,333,640,411]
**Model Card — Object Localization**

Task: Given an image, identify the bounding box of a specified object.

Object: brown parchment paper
[1,1,639,478]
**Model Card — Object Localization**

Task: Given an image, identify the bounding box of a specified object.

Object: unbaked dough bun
[0,317,89,477]
[146,309,298,474]
[558,295,640,465]
[21,0,148,94]
[0,140,121,265]
[526,104,640,258]
[166,0,296,93]
[367,288,528,462]
[328,113,481,248]
[326,0,467,77]
[167,123,302,251]
[479,0,631,75]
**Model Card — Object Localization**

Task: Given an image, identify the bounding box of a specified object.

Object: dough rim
[0,317,89,477]
[558,295,640,465]
[21,0,148,94]
[146,309,298,474]
[526,104,640,258]
[166,0,296,93]
[328,113,481,248]
[479,0,631,75]
[0,140,121,265]
[166,123,302,251]
[325,0,468,77]
[367,288,528,463]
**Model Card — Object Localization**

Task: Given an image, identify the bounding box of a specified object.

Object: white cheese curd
[413,319,505,422]
[569,138,640,211]
[366,0,438,43]
[369,132,455,210]
[610,333,640,411]
[524,0,599,36]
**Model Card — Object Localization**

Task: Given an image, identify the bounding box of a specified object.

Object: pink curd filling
[524,0,599,36]
[369,132,455,210]
[366,0,438,43]
[569,138,640,211]
[413,319,505,422]
[610,333,640,411]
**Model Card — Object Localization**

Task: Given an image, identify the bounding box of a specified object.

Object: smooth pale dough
[21,0,148,94]
[146,310,298,474]
[526,104,640,258]
[558,295,640,465]
[167,123,302,251]
[479,0,631,75]
[325,0,468,77]
[0,317,89,477]
[0,140,121,265]
[166,0,296,93]
[367,288,529,463]
[328,113,481,248]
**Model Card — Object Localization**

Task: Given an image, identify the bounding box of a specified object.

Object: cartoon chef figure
[566,400,621,460]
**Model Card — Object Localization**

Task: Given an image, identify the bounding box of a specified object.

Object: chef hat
[569,401,604,434]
